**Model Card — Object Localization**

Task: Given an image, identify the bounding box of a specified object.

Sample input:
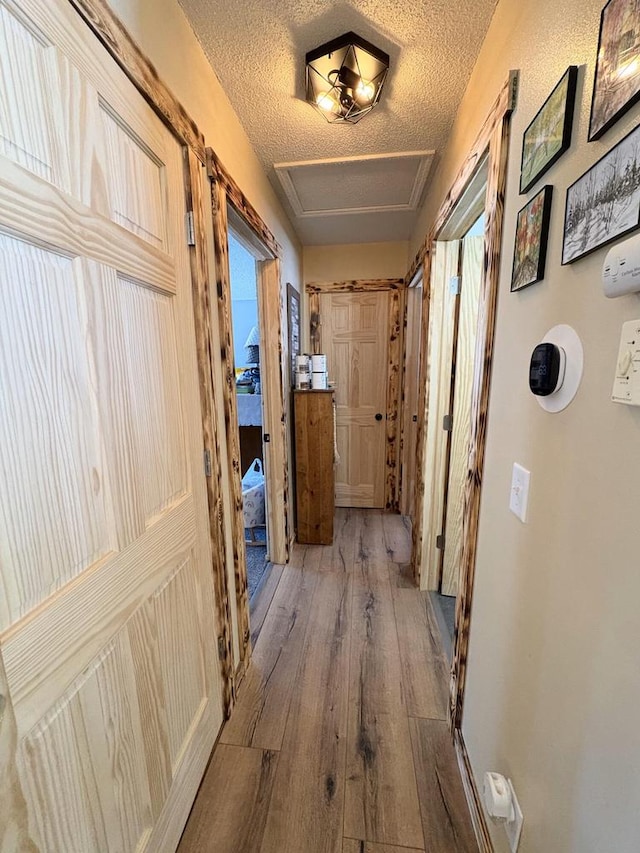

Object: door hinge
[217,636,226,660]
[508,69,519,111]
[443,414,453,431]
[204,448,212,477]
[186,210,196,246]
[412,414,418,423]
[449,275,461,296]
[436,533,445,550]
[263,433,271,443]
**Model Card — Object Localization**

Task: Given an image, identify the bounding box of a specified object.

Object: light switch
[509,463,530,523]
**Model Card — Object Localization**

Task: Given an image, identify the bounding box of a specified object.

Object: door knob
[375,413,383,421]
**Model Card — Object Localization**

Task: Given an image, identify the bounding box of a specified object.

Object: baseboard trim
[454,729,494,853]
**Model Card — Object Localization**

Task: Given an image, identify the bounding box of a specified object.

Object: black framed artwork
[286,282,300,387]
[563,122,640,263]
[589,0,640,141]
[511,186,554,291]
[520,66,578,194]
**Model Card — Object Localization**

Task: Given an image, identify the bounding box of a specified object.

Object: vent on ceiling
[274,150,434,218]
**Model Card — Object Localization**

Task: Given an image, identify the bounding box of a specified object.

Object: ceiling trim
[274,150,435,218]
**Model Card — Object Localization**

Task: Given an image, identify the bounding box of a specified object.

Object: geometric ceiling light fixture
[305,31,390,124]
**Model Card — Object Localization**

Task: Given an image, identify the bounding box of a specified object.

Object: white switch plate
[504,779,524,852]
[509,464,530,522]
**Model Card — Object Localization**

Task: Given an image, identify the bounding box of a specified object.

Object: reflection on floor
[428,591,457,661]
[179,509,478,853]
[245,527,267,599]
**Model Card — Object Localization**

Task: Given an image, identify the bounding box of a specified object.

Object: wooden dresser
[293,390,335,545]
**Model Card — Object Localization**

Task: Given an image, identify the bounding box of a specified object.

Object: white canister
[311,371,327,390]
[296,354,310,372]
[311,354,327,373]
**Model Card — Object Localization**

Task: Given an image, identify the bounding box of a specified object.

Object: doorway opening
[228,232,270,601]
[427,209,486,660]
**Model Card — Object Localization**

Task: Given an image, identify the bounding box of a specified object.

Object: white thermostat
[612,319,640,405]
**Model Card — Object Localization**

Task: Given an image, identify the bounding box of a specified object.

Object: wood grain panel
[454,730,492,853]
[261,572,351,853]
[343,841,424,853]
[345,558,423,850]
[19,631,152,852]
[420,240,460,590]
[409,718,478,852]
[0,155,177,294]
[184,147,235,714]
[391,589,449,719]
[385,289,403,510]
[153,555,205,767]
[3,496,195,737]
[381,512,412,566]
[0,242,115,628]
[100,102,167,249]
[294,390,335,545]
[220,563,318,750]
[257,258,290,563]
[207,148,280,259]
[249,562,284,646]
[0,654,35,851]
[399,283,423,518]
[210,178,251,669]
[307,279,404,293]
[66,0,206,160]
[177,744,279,853]
[441,235,483,597]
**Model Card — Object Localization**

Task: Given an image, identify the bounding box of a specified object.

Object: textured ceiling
[178,0,499,245]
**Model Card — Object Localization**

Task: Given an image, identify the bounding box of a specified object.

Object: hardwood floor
[178,510,477,853]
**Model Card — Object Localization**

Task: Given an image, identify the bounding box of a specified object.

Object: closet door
[0,0,222,849]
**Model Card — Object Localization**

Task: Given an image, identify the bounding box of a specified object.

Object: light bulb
[316,91,339,112]
[356,79,376,102]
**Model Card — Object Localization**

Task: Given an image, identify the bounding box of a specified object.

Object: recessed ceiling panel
[274,151,434,218]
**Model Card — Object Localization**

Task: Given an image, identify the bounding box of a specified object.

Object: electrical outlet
[504,779,524,852]
[509,463,530,523]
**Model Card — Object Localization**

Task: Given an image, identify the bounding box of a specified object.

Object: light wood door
[319,291,389,508]
[400,282,423,519]
[441,235,484,596]
[419,241,460,590]
[0,0,223,849]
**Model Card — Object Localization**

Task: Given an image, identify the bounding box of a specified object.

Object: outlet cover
[509,463,530,523]
[504,779,524,851]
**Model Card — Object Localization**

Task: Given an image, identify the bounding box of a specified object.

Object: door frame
[307,278,404,511]
[207,149,291,679]
[65,0,288,715]
[409,74,517,741]
[398,269,424,518]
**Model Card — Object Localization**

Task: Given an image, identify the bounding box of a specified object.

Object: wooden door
[419,240,460,590]
[319,290,389,508]
[400,282,423,518]
[0,1,223,849]
[441,235,484,596]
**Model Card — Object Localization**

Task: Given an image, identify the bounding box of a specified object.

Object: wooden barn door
[0,0,223,849]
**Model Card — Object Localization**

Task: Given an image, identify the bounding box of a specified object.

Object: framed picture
[286,282,300,387]
[511,186,554,291]
[589,0,640,141]
[562,122,640,264]
[520,66,578,194]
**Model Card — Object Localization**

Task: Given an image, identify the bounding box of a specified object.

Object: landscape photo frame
[562,122,640,263]
[589,0,640,141]
[520,66,578,194]
[511,186,554,291]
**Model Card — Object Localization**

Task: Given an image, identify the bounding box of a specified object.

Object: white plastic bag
[242,457,264,489]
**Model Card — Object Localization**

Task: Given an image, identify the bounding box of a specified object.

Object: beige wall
[413,1,640,851]
[105,0,301,665]
[303,241,409,282]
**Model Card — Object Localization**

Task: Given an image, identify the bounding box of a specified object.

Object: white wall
[413,1,640,851]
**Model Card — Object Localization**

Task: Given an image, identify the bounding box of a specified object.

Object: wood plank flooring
[178,509,477,853]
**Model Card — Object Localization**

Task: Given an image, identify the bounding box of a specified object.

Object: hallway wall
[413,1,640,851]
[106,0,302,666]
